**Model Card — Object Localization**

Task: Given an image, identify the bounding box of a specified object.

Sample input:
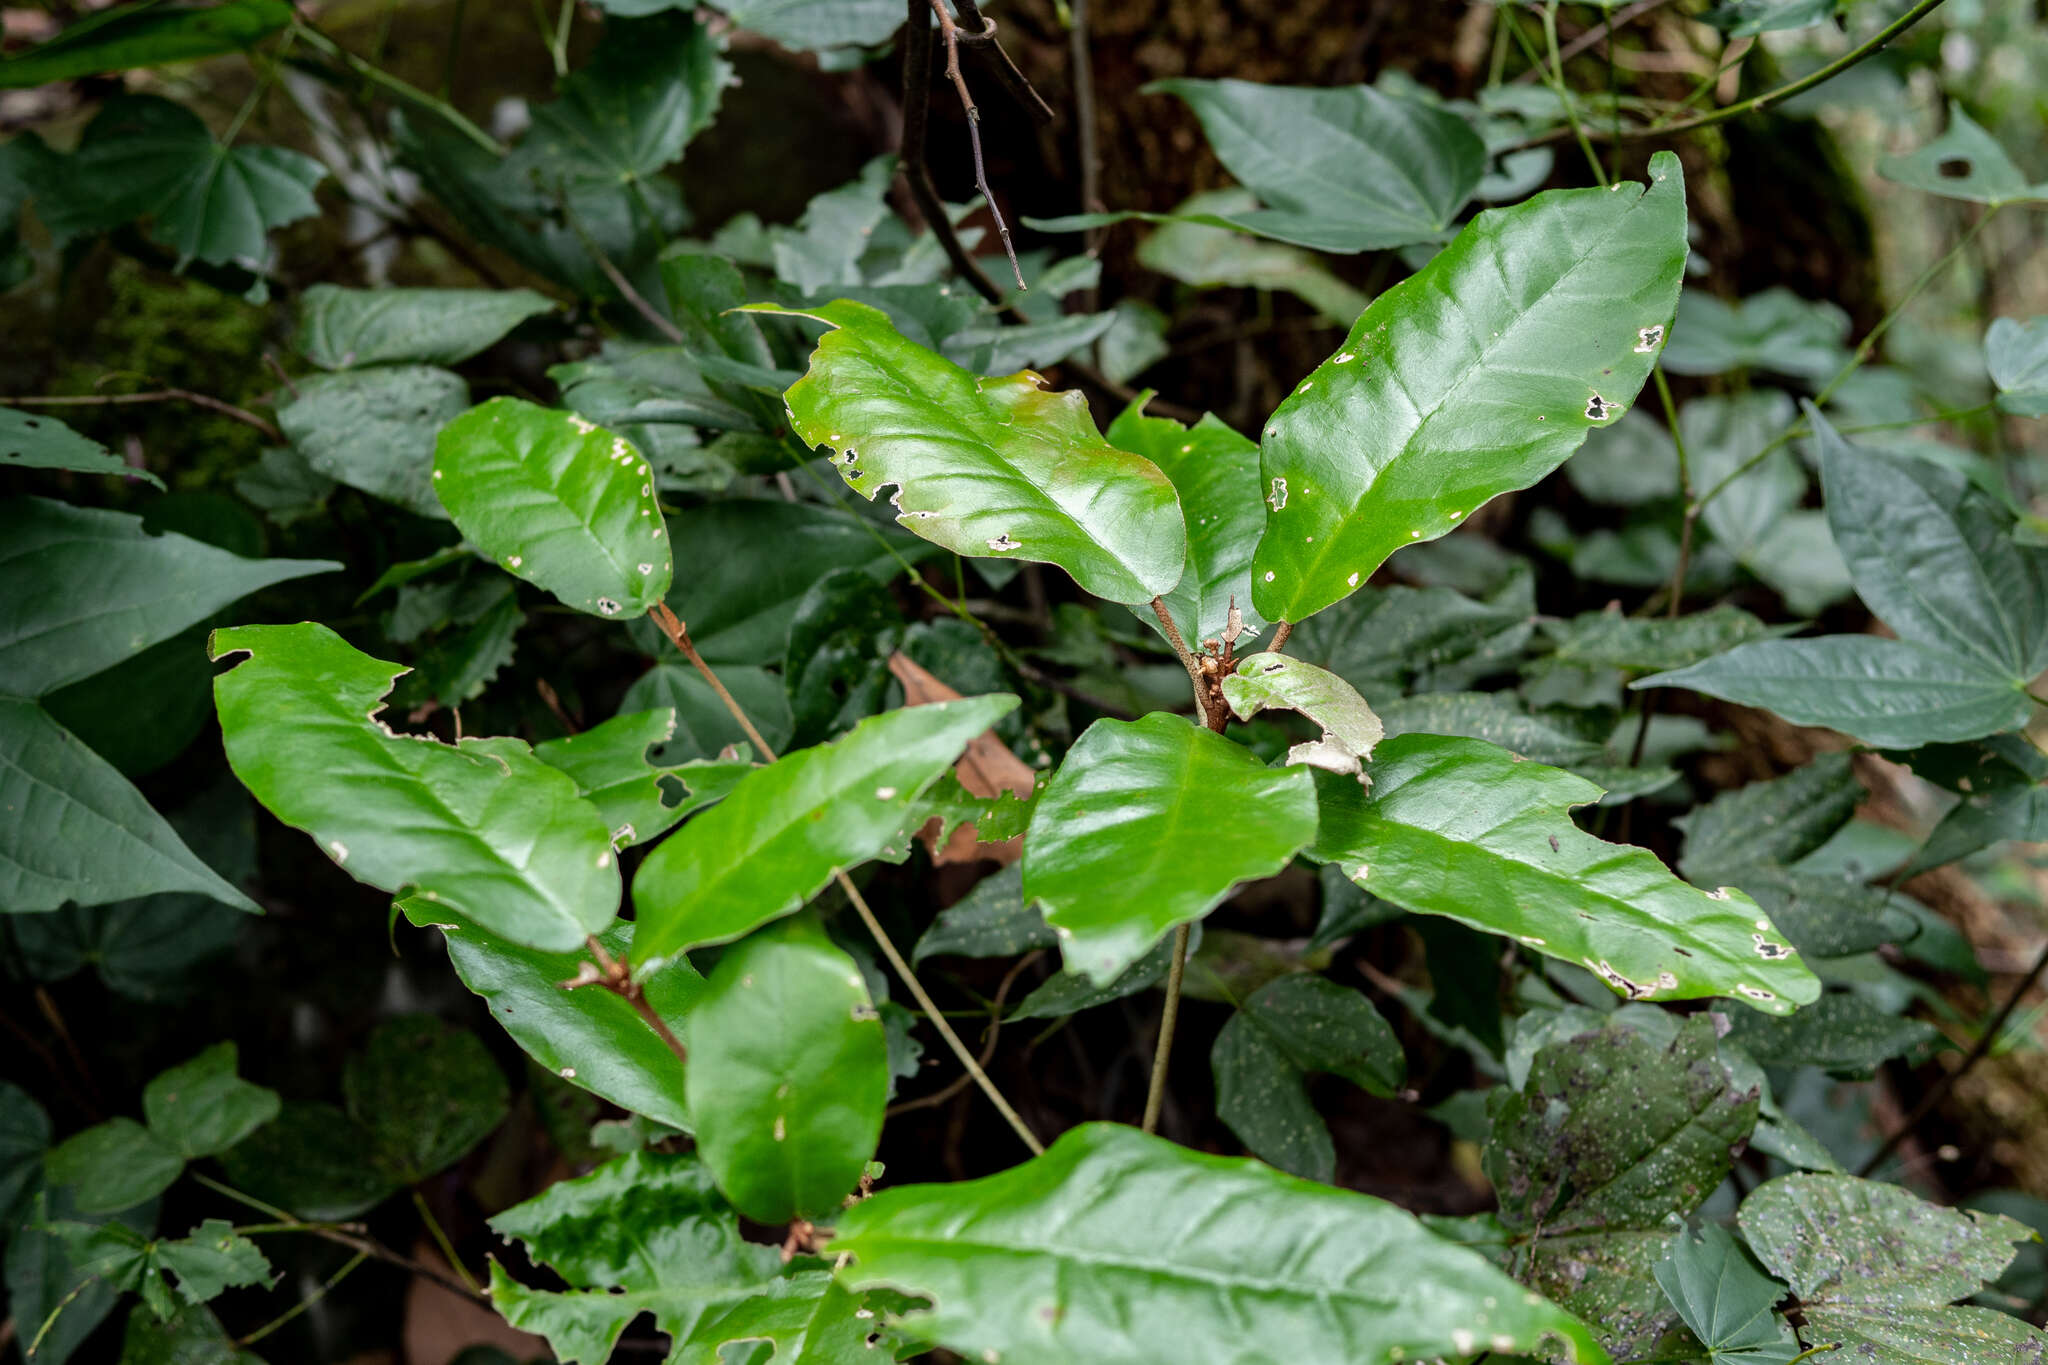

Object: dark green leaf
[1566,409,1678,505]
[1722,993,1941,1077]
[1542,605,1779,674]
[0,406,161,485]
[44,1118,184,1215]
[783,568,905,747]
[0,1082,49,1230]
[1651,1224,1800,1364]
[277,366,469,519]
[343,1016,509,1184]
[1008,926,1196,1021]
[142,1043,278,1160]
[6,1187,158,1365]
[620,663,794,763]
[118,1302,265,1364]
[912,864,1053,964]
[297,286,555,370]
[61,1217,273,1315]
[1677,753,1862,878]
[0,1,290,88]
[215,1102,396,1220]
[1659,289,1851,381]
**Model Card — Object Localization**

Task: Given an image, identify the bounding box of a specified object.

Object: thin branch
[569,933,691,1067]
[8,389,280,442]
[948,0,1056,123]
[1067,0,1103,273]
[1150,597,1214,726]
[1268,621,1294,654]
[650,604,775,758]
[1511,0,1675,84]
[887,949,1041,1116]
[928,0,1025,289]
[1140,924,1192,1134]
[192,1173,487,1304]
[238,1250,367,1347]
[293,20,505,156]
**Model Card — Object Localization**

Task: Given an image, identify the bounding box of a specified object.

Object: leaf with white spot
[1221,651,1384,781]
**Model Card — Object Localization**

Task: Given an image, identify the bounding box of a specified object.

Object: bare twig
[8,389,280,442]
[1140,924,1192,1134]
[948,0,1056,123]
[927,0,1025,290]
[1510,0,1674,84]
[1268,621,1294,654]
[1067,0,1103,276]
[568,933,691,1067]
[650,604,775,758]
[192,1173,487,1304]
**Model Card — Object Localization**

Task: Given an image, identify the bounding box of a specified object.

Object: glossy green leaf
[1659,288,1850,381]
[0,497,337,698]
[141,1043,278,1160]
[1105,400,1266,644]
[829,1122,1608,1364]
[1738,1173,2048,1361]
[1986,315,2048,416]
[673,1271,882,1365]
[912,864,1053,964]
[1879,102,2048,206]
[0,699,258,914]
[215,1101,396,1220]
[751,299,1186,604]
[1212,974,1404,1182]
[0,407,161,485]
[1636,635,2035,748]
[620,663,794,762]
[432,398,671,618]
[1023,713,1318,984]
[686,917,887,1223]
[277,366,469,519]
[297,286,555,369]
[633,696,1016,967]
[1313,733,1821,1013]
[1135,79,1487,252]
[45,1118,184,1215]
[0,1,290,87]
[1220,652,1384,781]
[343,1016,509,1184]
[533,708,753,849]
[1652,1224,1801,1364]
[1251,153,1687,625]
[1544,605,1779,673]
[211,622,619,951]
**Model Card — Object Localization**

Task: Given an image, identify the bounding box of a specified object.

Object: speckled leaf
[1212,974,1404,1181]
[1677,753,1862,879]
[1652,1224,1801,1365]
[1250,153,1686,625]
[433,399,670,618]
[1221,652,1384,781]
[343,1016,508,1184]
[686,917,887,1223]
[632,696,1017,968]
[278,366,468,519]
[1738,1173,2048,1362]
[1023,714,1319,985]
[532,708,753,849]
[211,623,619,952]
[1105,400,1267,644]
[829,1122,1609,1364]
[1722,993,1941,1077]
[1313,734,1820,1013]
[911,864,1054,964]
[1879,101,2048,206]
[141,1043,277,1161]
[297,286,555,369]
[0,407,160,485]
[749,300,1185,604]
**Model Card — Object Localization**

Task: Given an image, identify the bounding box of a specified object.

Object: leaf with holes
[433,399,671,618]
[747,300,1185,604]
[211,623,619,952]
[1023,714,1319,985]
[1312,733,1821,1013]
[0,407,161,486]
[1250,153,1686,625]
[532,708,754,849]
[1221,652,1384,781]
[1879,101,2048,206]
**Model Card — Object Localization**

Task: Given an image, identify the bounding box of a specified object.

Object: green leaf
[1292,579,1535,697]
[1738,1173,2048,1361]
[298,286,555,370]
[533,708,753,849]
[0,699,258,914]
[215,1102,396,1220]
[828,1122,1608,1364]
[634,696,1014,965]
[403,909,699,1130]
[693,0,903,50]
[1636,636,2035,748]
[1566,409,1679,505]
[1986,315,2048,416]
[1022,713,1319,984]
[1212,974,1404,1181]
[686,917,888,1223]
[1814,404,2048,681]
[1652,1224,1801,1364]
[911,864,1053,964]
[1009,926,1197,1021]
[1220,652,1384,781]
[750,299,1186,604]
[1659,288,1851,381]
[61,1218,273,1316]
[141,1043,278,1160]
[1542,605,1779,673]
[672,1271,883,1365]
[1312,733,1822,1013]
[432,398,672,618]
[1677,753,1862,878]
[119,1302,265,1364]
[0,407,162,485]
[620,663,794,762]
[1722,993,1941,1077]
[343,1016,509,1184]
[784,568,906,747]
[0,497,338,698]
[234,445,335,526]
[211,622,619,952]
[1104,400,1267,644]
[7,1187,159,1365]
[1129,191,1369,324]
[0,1,291,87]
[487,1149,784,1364]
[1879,102,2048,207]
[277,366,469,519]
[1137,79,1487,252]
[45,1118,185,1215]
[0,1082,49,1229]
[1250,153,1687,625]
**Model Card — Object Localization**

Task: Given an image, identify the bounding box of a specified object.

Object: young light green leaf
[211,622,620,952]
[1652,1223,1800,1364]
[1022,714,1319,984]
[0,407,161,486]
[1879,102,2048,206]
[1105,399,1267,644]
[686,917,888,1223]
[0,497,338,698]
[0,699,258,914]
[44,1118,184,1216]
[1251,153,1687,625]
[1221,652,1384,781]
[0,1,290,87]
[632,696,1018,967]
[532,709,753,849]
[277,366,469,519]
[433,398,672,618]
[342,1016,509,1184]
[828,1122,1608,1365]
[297,286,556,370]
[141,1043,278,1160]
[1212,974,1404,1182]
[750,299,1186,604]
[1986,315,2048,416]
[1313,733,1822,1014]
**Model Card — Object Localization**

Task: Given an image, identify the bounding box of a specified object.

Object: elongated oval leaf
[829,1122,1608,1364]
[1221,651,1384,780]
[1312,733,1822,1014]
[0,1,291,88]
[750,300,1186,604]
[211,622,618,951]
[1251,152,1688,625]
[531,708,753,849]
[687,917,887,1224]
[433,398,671,618]
[0,497,338,698]
[632,695,1017,968]
[298,286,556,370]
[0,408,161,486]
[1023,713,1318,984]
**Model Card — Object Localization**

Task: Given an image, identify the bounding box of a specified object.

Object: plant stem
[928,0,1025,289]
[650,604,776,759]
[1543,2,1609,187]
[1150,597,1214,727]
[239,1250,367,1347]
[294,22,505,157]
[1268,620,1294,654]
[410,1190,479,1295]
[9,389,280,442]
[192,1173,487,1303]
[1141,924,1192,1135]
